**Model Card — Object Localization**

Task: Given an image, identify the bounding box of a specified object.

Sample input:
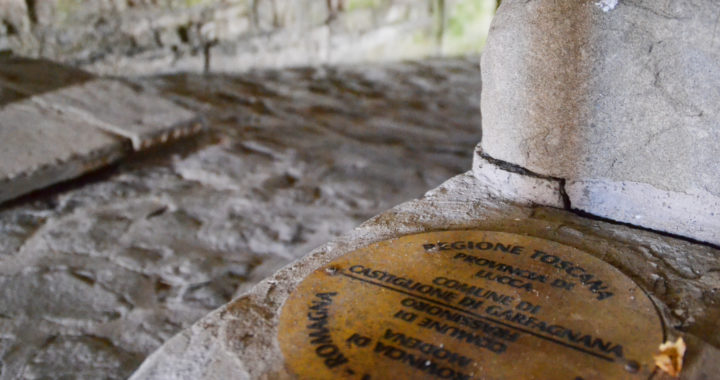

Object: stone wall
[0,0,494,75]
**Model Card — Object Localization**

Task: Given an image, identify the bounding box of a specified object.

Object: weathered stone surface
[0,100,127,204]
[566,179,720,243]
[479,0,720,244]
[129,172,720,379]
[0,57,201,204]
[36,79,203,150]
[0,0,493,75]
[0,57,482,379]
[0,55,94,104]
[472,152,564,208]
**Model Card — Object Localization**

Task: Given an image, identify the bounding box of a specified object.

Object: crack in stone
[478,150,720,251]
[476,149,563,182]
[476,149,570,209]
[563,192,720,251]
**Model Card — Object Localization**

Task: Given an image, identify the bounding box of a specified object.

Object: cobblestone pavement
[0,57,482,379]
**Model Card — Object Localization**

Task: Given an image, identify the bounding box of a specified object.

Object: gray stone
[479,0,720,244]
[566,179,720,243]
[472,152,564,208]
[0,58,202,204]
[0,100,127,204]
[0,0,488,76]
[129,171,720,379]
[21,335,143,380]
[0,57,482,380]
[0,56,94,103]
[35,79,203,151]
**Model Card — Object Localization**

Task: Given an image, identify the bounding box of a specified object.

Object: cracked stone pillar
[478,0,720,245]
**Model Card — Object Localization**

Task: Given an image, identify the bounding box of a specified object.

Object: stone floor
[0,56,482,379]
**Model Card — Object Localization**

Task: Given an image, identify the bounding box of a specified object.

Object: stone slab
[34,79,203,150]
[0,56,203,203]
[566,180,720,245]
[479,0,720,245]
[0,55,94,101]
[129,172,720,379]
[0,100,127,203]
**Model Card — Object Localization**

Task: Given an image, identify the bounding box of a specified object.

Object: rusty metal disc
[278,231,664,380]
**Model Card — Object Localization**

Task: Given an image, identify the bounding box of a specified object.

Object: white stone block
[566,179,720,245]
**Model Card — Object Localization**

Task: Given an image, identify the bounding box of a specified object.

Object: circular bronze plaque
[278,231,663,380]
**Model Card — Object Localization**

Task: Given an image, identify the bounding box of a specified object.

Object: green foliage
[443,0,495,54]
[447,0,484,37]
[55,0,82,15]
[184,0,211,7]
[347,0,381,12]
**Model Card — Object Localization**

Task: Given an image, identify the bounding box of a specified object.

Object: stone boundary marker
[129,172,720,380]
[0,55,203,204]
[278,231,664,379]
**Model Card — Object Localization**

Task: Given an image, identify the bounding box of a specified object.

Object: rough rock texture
[130,171,720,379]
[479,0,720,245]
[0,57,482,380]
[0,0,493,75]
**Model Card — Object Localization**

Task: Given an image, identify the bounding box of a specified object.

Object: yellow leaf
[653,337,686,377]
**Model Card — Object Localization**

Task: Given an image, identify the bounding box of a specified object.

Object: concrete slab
[0,100,128,203]
[34,79,204,150]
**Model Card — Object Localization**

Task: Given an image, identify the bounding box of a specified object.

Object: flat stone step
[0,100,128,203]
[0,56,94,102]
[34,79,203,150]
[0,56,203,204]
